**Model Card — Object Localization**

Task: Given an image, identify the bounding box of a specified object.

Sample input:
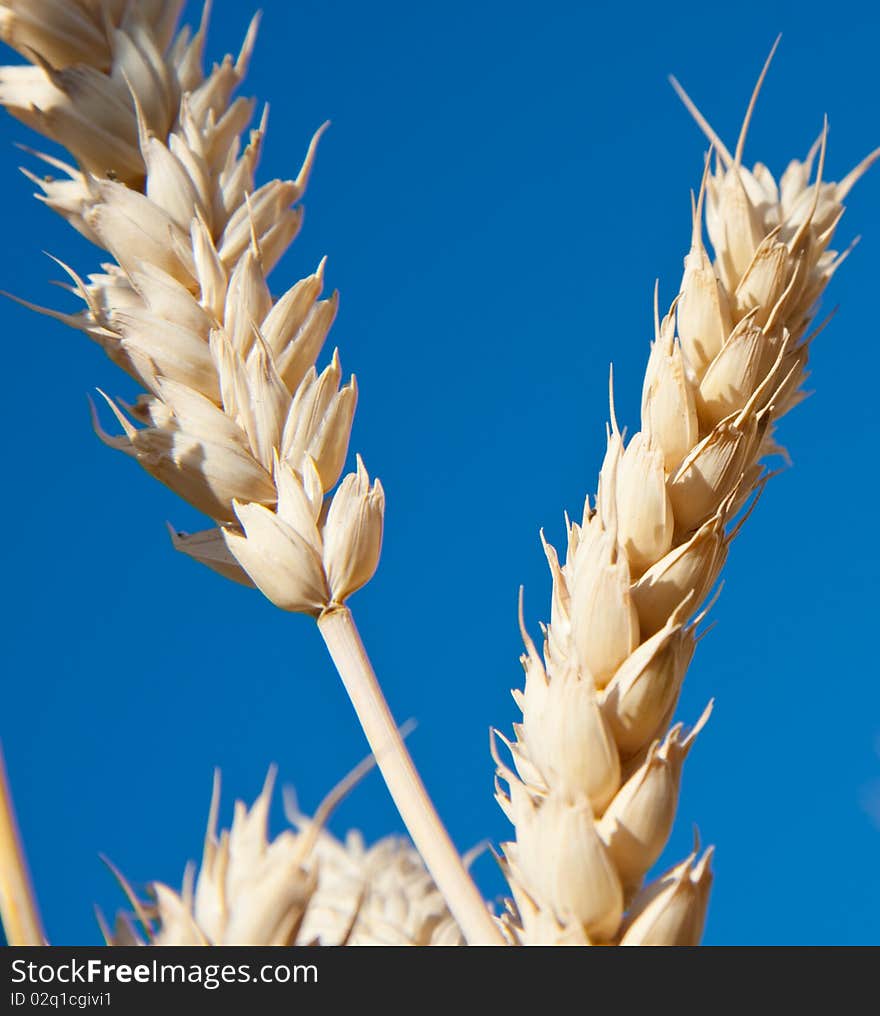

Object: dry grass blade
[0,743,44,945]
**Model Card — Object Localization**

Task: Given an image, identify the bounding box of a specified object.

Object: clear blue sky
[2,0,879,946]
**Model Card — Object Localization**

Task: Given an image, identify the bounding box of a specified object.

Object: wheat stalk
[0,744,44,945]
[0,0,501,945]
[493,45,878,945]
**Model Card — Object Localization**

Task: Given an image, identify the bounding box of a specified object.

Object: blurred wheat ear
[493,41,878,945]
[100,755,463,947]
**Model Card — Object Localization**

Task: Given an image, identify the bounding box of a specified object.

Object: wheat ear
[101,766,461,946]
[0,1,501,945]
[494,48,878,945]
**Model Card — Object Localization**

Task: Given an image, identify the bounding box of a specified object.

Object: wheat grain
[494,46,878,945]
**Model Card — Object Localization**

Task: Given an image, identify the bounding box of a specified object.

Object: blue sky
[2,0,879,946]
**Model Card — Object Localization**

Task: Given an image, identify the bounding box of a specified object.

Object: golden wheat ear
[495,45,875,945]
[0,0,501,944]
[103,750,464,946]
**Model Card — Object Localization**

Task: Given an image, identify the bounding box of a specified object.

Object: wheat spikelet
[494,47,878,946]
[0,0,501,945]
[103,769,319,946]
[291,825,463,946]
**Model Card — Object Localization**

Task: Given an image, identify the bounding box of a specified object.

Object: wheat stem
[318,605,504,946]
[0,745,44,946]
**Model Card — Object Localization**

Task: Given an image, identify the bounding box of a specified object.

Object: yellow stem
[318,605,505,946]
[0,744,44,945]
